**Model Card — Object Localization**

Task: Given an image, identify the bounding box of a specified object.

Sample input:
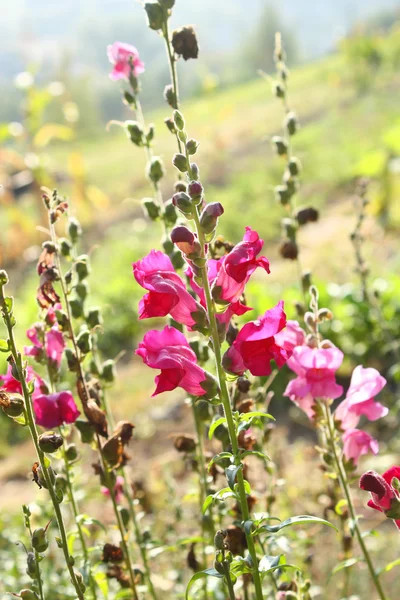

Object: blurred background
[1,1,400,597]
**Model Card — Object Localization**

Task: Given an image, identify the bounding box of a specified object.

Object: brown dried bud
[238,429,256,451]
[279,239,298,260]
[172,434,196,453]
[296,207,319,226]
[226,525,247,555]
[237,377,251,394]
[38,431,64,454]
[102,421,135,469]
[237,398,254,414]
[172,26,199,61]
[187,543,200,572]
[0,391,24,417]
[102,543,124,563]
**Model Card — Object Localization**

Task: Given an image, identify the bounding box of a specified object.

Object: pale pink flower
[107,42,145,81]
[342,428,378,465]
[101,475,125,504]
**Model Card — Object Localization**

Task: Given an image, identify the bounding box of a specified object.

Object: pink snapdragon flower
[360,467,400,529]
[223,301,289,376]
[107,42,145,81]
[274,320,305,353]
[211,227,270,305]
[284,346,343,419]
[33,391,80,429]
[136,326,217,398]
[133,250,207,329]
[101,475,125,504]
[0,364,44,398]
[24,323,65,369]
[335,366,387,430]
[342,428,378,465]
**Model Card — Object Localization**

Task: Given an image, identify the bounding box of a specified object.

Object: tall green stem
[191,209,264,599]
[0,286,85,600]
[322,402,388,600]
[222,562,236,600]
[162,20,183,154]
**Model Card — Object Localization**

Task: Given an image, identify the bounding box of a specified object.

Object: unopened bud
[190,162,200,180]
[76,281,89,301]
[172,192,193,216]
[318,308,333,322]
[67,218,82,244]
[159,0,175,7]
[304,311,316,330]
[65,444,78,462]
[59,238,72,257]
[146,124,155,143]
[237,377,251,394]
[199,202,224,234]
[0,270,9,286]
[26,552,37,579]
[38,432,63,454]
[171,226,199,256]
[144,1,165,30]
[172,153,188,172]
[288,157,301,176]
[273,82,285,98]
[125,120,144,146]
[69,298,84,319]
[285,111,298,136]
[164,117,176,134]
[142,198,160,221]
[282,218,296,240]
[172,25,199,61]
[170,250,185,270]
[302,271,312,292]
[147,157,165,183]
[86,307,103,329]
[187,180,203,203]
[296,207,319,225]
[74,255,90,280]
[186,138,199,155]
[101,359,116,383]
[173,110,185,131]
[31,527,49,553]
[76,330,92,355]
[164,84,176,108]
[279,239,298,260]
[174,181,187,192]
[272,136,288,156]
[1,393,24,417]
[18,590,40,600]
[65,348,79,372]
[275,185,291,206]
[214,530,226,550]
[164,200,178,225]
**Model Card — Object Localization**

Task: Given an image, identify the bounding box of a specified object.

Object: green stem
[191,208,264,599]
[0,288,85,600]
[162,20,183,154]
[222,562,236,600]
[322,402,388,600]
[34,549,45,600]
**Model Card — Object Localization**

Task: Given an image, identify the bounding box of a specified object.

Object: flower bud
[171,226,199,256]
[147,157,165,183]
[76,330,92,355]
[214,529,226,550]
[144,1,165,30]
[285,111,298,136]
[119,506,130,530]
[190,162,200,180]
[288,157,301,176]
[65,444,78,462]
[164,199,178,225]
[170,250,185,270]
[199,372,219,399]
[123,91,135,106]
[65,348,80,372]
[125,120,144,146]
[142,198,160,221]
[38,431,63,454]
[173,434,196,453]
[31,527,49,553]
[317,308,333,322]
[76,281,89,301]
[271,136,288,156]
[172,26,199,61]
[67,218,82,244]
[101,359,116,383]
[282,217,296,240]
[296,207,319,225]
[186,138,199,155]
[174,181,187,192]
[164,117,176,134]
[164,84,176,108]
[162,235,174,254]
[301,271,312,291]
[86,307,103,329]
[55,474,68,494]
[279,239,298,260]
[26,552,37,579]
[172,153,188,172]
[199,202,224,234]
[146,124,155,143]
[195,400,210,422]
[1,392,25,417]
[0,270,9,286]
[59,238,72,257]
[187,180,203,203]
[69,298,84,319]
[173,110,185,131]
[273,82,285,98]
[74,255,90,281]
[237,377,251,394]
[275,185,291,206]
[75,419,94,444]
[172,192,193,216]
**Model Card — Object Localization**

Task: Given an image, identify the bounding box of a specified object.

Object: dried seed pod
[172,26,199,60]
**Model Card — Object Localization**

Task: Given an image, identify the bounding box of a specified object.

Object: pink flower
[0,364,44,398]
[33,391,80,428]
[284,346,343,419]
[335,366,387,430]
[133,250,207,329]
[107,42,145,81]
[46,327,65,368]
[223,301,289,376]
[342,429,378,465]
[136,326,217,398]
[46,303,62,326]
[274,320,305,353]
[211,227,270,305]
[360,467,400,529]
[101,475,125,504]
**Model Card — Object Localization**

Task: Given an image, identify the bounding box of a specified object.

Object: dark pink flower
[33,391,80,428]
[25,324,44,360]
[0,364,44,398]
[274,320,305,353]
[46,327,65,368]
[136,326,217,398]
[335,365,387,430]
[360,467,400,529]
[284,346,343,418]
[223,301,289,377]
[211,227,270,304]
[133,250,206,329]
[342,428,378,465]
[46,303,62,326]
[107,41,145,81]
[101,475,125,504]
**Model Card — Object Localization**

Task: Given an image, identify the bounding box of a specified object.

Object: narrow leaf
[186,569,223,599]
[208,417,227,440]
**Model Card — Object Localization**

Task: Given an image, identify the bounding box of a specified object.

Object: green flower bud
[172,153,188,172]
[273,82,285,98]
[123,91,135,106]
[285,111,298,136]
[75,419,94,444]
[26,552,37,579]
[147,157,165,184]
[65,270,73,285]
[186,138,199,155]
[119,506,130,530]
[55,473,68,494]
[76,281,89,301]
[144,2,165,30]
[101,359,116,383]
[38,431,63,454]
[86,307,103,329]
[142,198,160,221]
[162,235,174,254]
[214,530,226,551]
[199,202,224,234]
[0,270,9,286]
[74,255,90,281]
[69,298,84,320]
[173,110,185,131]
[275,185,291,206]
[164,199,178,225]
[146,124,155,143]
[271,136,288,156]
[19,590,40,600]
[59,238,72,257]
[67,218,82,244]
[190,162,200,180]
[1,393,25,417]
[164,85,176,108]
[76,330,92,355]
[125,120,144,146]
[65,444,78,462]
[288,157,301,176]
[172,192,193,216]
[282,217,296,241]
[65,348,80,373]
[170,250,185,270]
[164,117,177,134]
[31,527,49,553]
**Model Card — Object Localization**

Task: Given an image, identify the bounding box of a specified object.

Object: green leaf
[240,411,275,422]
[208,452,233,470]
[115,591,134,599]
[77,514,107,532]
[382,558,400,573]
[208,417,227,440]
[186,569,223,599]
[230,557,252,576]
[257,515,338,534]
[4,297,13,314]
[0,339,9,352]
[226,464,242,491]
[330,558,359,578]
[94,571,109,598]
[202,495,214,514]
[258,554,282,572]
[240,450,270,462]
